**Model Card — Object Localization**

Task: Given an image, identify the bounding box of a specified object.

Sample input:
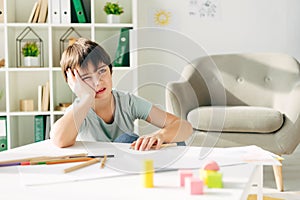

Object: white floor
[260,144,300,200]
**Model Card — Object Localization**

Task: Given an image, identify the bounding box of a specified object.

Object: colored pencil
[130,143,177,150]
[0,156,49,165]
[100,155,107,168]
[0,153,87,165]
[151,143,177,149]
[85,155,114,158]
[0,162,21,167]
[64,158,101,173]
[31,157,93,165]
[0,154,114,167]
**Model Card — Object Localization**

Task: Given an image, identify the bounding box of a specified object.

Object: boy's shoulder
[112,89,131,98]
[112,89,133,103]
[112,89,145,105]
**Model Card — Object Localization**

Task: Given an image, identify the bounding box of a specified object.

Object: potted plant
[103,2,124,23]
[22,41,40,67]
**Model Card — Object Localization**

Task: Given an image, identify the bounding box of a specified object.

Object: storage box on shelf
[0,0,137,149]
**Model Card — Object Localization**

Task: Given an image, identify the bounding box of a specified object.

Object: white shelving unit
[0,0,137,149]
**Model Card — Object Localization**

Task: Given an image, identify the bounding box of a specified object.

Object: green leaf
[22,42,40,57]
[103,2,124,15]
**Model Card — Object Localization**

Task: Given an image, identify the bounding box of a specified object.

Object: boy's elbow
[51,137,75,148]
[188,121,193,134]
[50,130,75,148]
[183,120,193,137]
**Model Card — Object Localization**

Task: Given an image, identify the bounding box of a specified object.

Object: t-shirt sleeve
[129,93,152,120]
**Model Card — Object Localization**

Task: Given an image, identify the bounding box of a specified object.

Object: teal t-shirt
[76,90,152,142]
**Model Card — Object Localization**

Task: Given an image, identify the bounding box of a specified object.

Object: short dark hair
[60,38,113,82]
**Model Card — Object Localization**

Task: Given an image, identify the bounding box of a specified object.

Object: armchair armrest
[275,82,300,121]
[166,81,199,119]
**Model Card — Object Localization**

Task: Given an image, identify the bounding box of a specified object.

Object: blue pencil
[0,162,21,167]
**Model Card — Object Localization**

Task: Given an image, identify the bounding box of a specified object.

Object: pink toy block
[185,177,204,195]
[178,169,193,187]
[203,160,220,171]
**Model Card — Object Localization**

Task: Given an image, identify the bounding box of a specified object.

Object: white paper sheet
[16,141,281,186]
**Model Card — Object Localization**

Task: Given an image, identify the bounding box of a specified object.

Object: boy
[50,38,193,151]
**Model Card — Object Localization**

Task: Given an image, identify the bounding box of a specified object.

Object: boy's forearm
[161,119,193,143]
[50,112,78,147]
[51,96,94,147]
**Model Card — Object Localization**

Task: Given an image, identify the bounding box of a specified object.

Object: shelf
[9,111,51,116]
[8,67,50,72]
[93,23,134,28]
[0,0,137,150]
[50,23,93,28]
[7,23,50,28]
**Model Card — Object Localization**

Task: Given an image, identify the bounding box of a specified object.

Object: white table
[0,140,265,200]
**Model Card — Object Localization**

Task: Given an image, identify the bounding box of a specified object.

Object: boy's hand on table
[130,133,164,151]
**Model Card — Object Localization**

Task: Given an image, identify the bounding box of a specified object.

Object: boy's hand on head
[67,68,95,100]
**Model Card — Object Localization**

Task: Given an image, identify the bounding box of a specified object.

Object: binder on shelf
[51,0,61,24]
[0,0,3,23]
[60,0,71,24]
[70,0,78,23]
[81,0,91,23]
[0,116,7,151]
[44,115,50,140]
[38,0,48,23]
[71,0,86,23]
[114,28,131,67]
[34,115,45,142]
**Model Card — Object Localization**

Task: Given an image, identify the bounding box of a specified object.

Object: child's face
[78,62,112,99]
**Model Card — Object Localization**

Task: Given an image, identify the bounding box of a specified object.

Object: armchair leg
[272,161,284,192]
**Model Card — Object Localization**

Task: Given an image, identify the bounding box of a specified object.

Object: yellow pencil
[151,143,177,149]
[30,153,88,162]
[100,155,107,168]
[64,158,101,173]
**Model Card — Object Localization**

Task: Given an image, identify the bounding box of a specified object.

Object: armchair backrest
[166,53,300,119]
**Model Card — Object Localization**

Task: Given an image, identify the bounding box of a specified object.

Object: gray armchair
[166,53,300,191]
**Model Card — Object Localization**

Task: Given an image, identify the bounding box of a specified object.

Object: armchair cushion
[187,106,284,133]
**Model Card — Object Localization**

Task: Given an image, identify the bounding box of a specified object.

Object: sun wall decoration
[154,9,171,26]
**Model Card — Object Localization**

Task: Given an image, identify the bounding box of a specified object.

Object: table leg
[256,164,263,200]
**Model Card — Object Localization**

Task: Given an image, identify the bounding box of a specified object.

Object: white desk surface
[0,140,260,200]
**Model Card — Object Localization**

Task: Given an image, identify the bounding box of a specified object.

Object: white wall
[136,0,300,108]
